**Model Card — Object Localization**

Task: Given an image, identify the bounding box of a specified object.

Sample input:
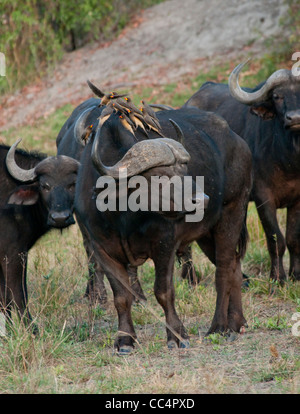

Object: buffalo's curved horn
[87,80,105,98]
[229,60,291,104]
[91,127,190,179]
[169,119,185,145]
[6,138,37,182]
[74,104,98,145]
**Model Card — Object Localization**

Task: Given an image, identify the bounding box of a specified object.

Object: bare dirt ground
[0,0,288,132]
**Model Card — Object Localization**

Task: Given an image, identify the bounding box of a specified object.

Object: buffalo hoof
[226,332,239,342]
[242,273,250,289]
[132,291,147,305]
[290,272,300,282]
[270,270,287,286]
[167,339,190,349]
[226,326,246,341]
[116,345,134,356]
[31,322,39,337]
[132,297,147,307]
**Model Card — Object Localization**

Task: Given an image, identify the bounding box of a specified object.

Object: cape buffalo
[183,62,300,282]
[0,140,79,328]
[56,84,252,354]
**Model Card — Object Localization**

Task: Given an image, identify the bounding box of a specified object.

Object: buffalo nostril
[49,211,74,226]
[192,192,210,209]
[285,111,300,124]
[51,211,70,220]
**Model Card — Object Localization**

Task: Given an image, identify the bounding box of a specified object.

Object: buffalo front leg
[93,248,137,354]
[0,254,35,331]
[286,201,300,281]
[107,269,137,354]
[153,242,189,349]
[255,198,286,282]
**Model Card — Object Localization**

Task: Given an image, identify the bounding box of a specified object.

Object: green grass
[0,58,299,394]
[0,103,74,155]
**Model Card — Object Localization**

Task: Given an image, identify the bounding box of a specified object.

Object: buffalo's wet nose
[285,111,300,126]
[49,211,74,227]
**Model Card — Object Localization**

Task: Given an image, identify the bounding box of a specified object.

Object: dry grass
[0,209,299,394]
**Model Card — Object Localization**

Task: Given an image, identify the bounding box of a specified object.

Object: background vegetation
[0,0,164,93]
[0,0,299,394]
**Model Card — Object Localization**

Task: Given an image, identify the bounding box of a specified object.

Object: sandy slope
[0,0,288,131]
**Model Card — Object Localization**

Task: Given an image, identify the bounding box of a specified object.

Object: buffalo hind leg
[255,198,286,282]
[179,245,199,285]
[199,211,247,335]
[197,237,242,334]
[227,259,246,332]
[85,260,108,305]
[82,233,108,305]
[207,251,246,335]
[83,236,146,306]
[85,261,146,305]
[286,201,300,281]
[127,265,147,303]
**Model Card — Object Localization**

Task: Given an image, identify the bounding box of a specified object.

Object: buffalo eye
[41,182,51,191]
[273,93,282,101]
[67,183,75,191]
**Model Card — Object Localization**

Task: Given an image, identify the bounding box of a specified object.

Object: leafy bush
[0,0,62,92]
[279,0,300,59]
[0,0,164,94]
[263,0,300,63]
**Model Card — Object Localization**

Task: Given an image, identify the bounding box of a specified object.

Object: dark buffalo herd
[1,61,299,354]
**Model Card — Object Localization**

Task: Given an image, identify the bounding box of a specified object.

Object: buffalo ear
[250,103,276,120]
[7,185,39,206]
